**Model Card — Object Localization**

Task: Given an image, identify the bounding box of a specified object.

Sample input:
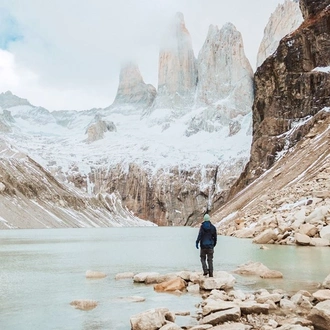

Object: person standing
[195,214,217,277]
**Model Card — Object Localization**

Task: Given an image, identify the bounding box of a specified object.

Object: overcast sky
[0,0,287,111]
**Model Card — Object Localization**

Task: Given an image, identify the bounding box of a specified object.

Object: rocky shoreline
[72,266,330,330]
[128,268,330,330]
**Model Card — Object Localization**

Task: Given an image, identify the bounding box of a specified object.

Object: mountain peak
[153,13,197,110]
[0,91,31,109]
[111,62,156,109]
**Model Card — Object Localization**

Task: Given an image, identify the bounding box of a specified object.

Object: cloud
[0,0,285,110]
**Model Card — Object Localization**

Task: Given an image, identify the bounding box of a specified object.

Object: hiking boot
[203,269,209,276]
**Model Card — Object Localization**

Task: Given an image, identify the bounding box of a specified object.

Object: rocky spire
[196,23,253,115]
[112,62,156,108]
[153,12,197,109]
[257,0,303,68]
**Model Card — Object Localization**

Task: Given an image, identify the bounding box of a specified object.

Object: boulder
[234,228,256,238]
[295,233,311,246]
[199,271,235,290]
[310,237,329,247]
[252,229,278,244]
[234,261,282,278]
[256,293,282,304]
[133,272,160,283]
[320,225,330,240]
[202,299,238,316]
[322,274,330,289]
[200,306,241,326]
[305,206,329,225]
[308,300,330,330]
[130,308,174,330]
[298,224,318,237]
[312,290,330,302]
[187,283,200,294]
[154,277,187,292]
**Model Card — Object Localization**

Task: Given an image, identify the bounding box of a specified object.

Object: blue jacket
[196,221,217,249]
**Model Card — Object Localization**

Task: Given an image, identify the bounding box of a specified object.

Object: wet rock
[130,308,174,330]
[308,300,330,330]
[133,272,160,283]
[70,299,98,310]
[234,261,282,278]
[154,277,187,292]
[199,271,235,290]
[115,272,135,280]
[85,270,106,278]
[252,229,278,244]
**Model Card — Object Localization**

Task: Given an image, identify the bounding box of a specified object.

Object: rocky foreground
[73,266,330,330]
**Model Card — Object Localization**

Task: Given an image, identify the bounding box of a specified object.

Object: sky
[0,0,287,111]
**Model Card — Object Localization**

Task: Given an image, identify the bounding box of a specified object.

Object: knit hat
[203,214,210,221]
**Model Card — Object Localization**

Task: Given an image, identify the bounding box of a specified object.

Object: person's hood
[202,221,212,230]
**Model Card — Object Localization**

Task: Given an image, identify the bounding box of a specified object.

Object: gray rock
[200,306,241,325]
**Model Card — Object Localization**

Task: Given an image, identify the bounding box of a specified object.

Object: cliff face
[299,0,330,18]
[152,12,197,109]
[230,0,330,195]
[257,0,303,68]
[196,23,253,115]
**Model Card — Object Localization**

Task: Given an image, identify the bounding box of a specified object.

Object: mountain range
[1,0,324,231]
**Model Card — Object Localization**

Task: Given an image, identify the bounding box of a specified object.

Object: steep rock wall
[152,12,197,110]
[87,159,247,226]
[230,1,330,195]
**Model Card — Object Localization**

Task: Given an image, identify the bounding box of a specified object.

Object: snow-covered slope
[0,138,154,229]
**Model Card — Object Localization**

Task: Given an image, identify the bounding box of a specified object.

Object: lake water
[1,227,330,330]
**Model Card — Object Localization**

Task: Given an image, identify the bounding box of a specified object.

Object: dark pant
[200,248,214,276]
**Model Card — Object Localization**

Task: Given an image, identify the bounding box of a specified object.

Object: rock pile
[217,160,330,247]
[126,269,330,330]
